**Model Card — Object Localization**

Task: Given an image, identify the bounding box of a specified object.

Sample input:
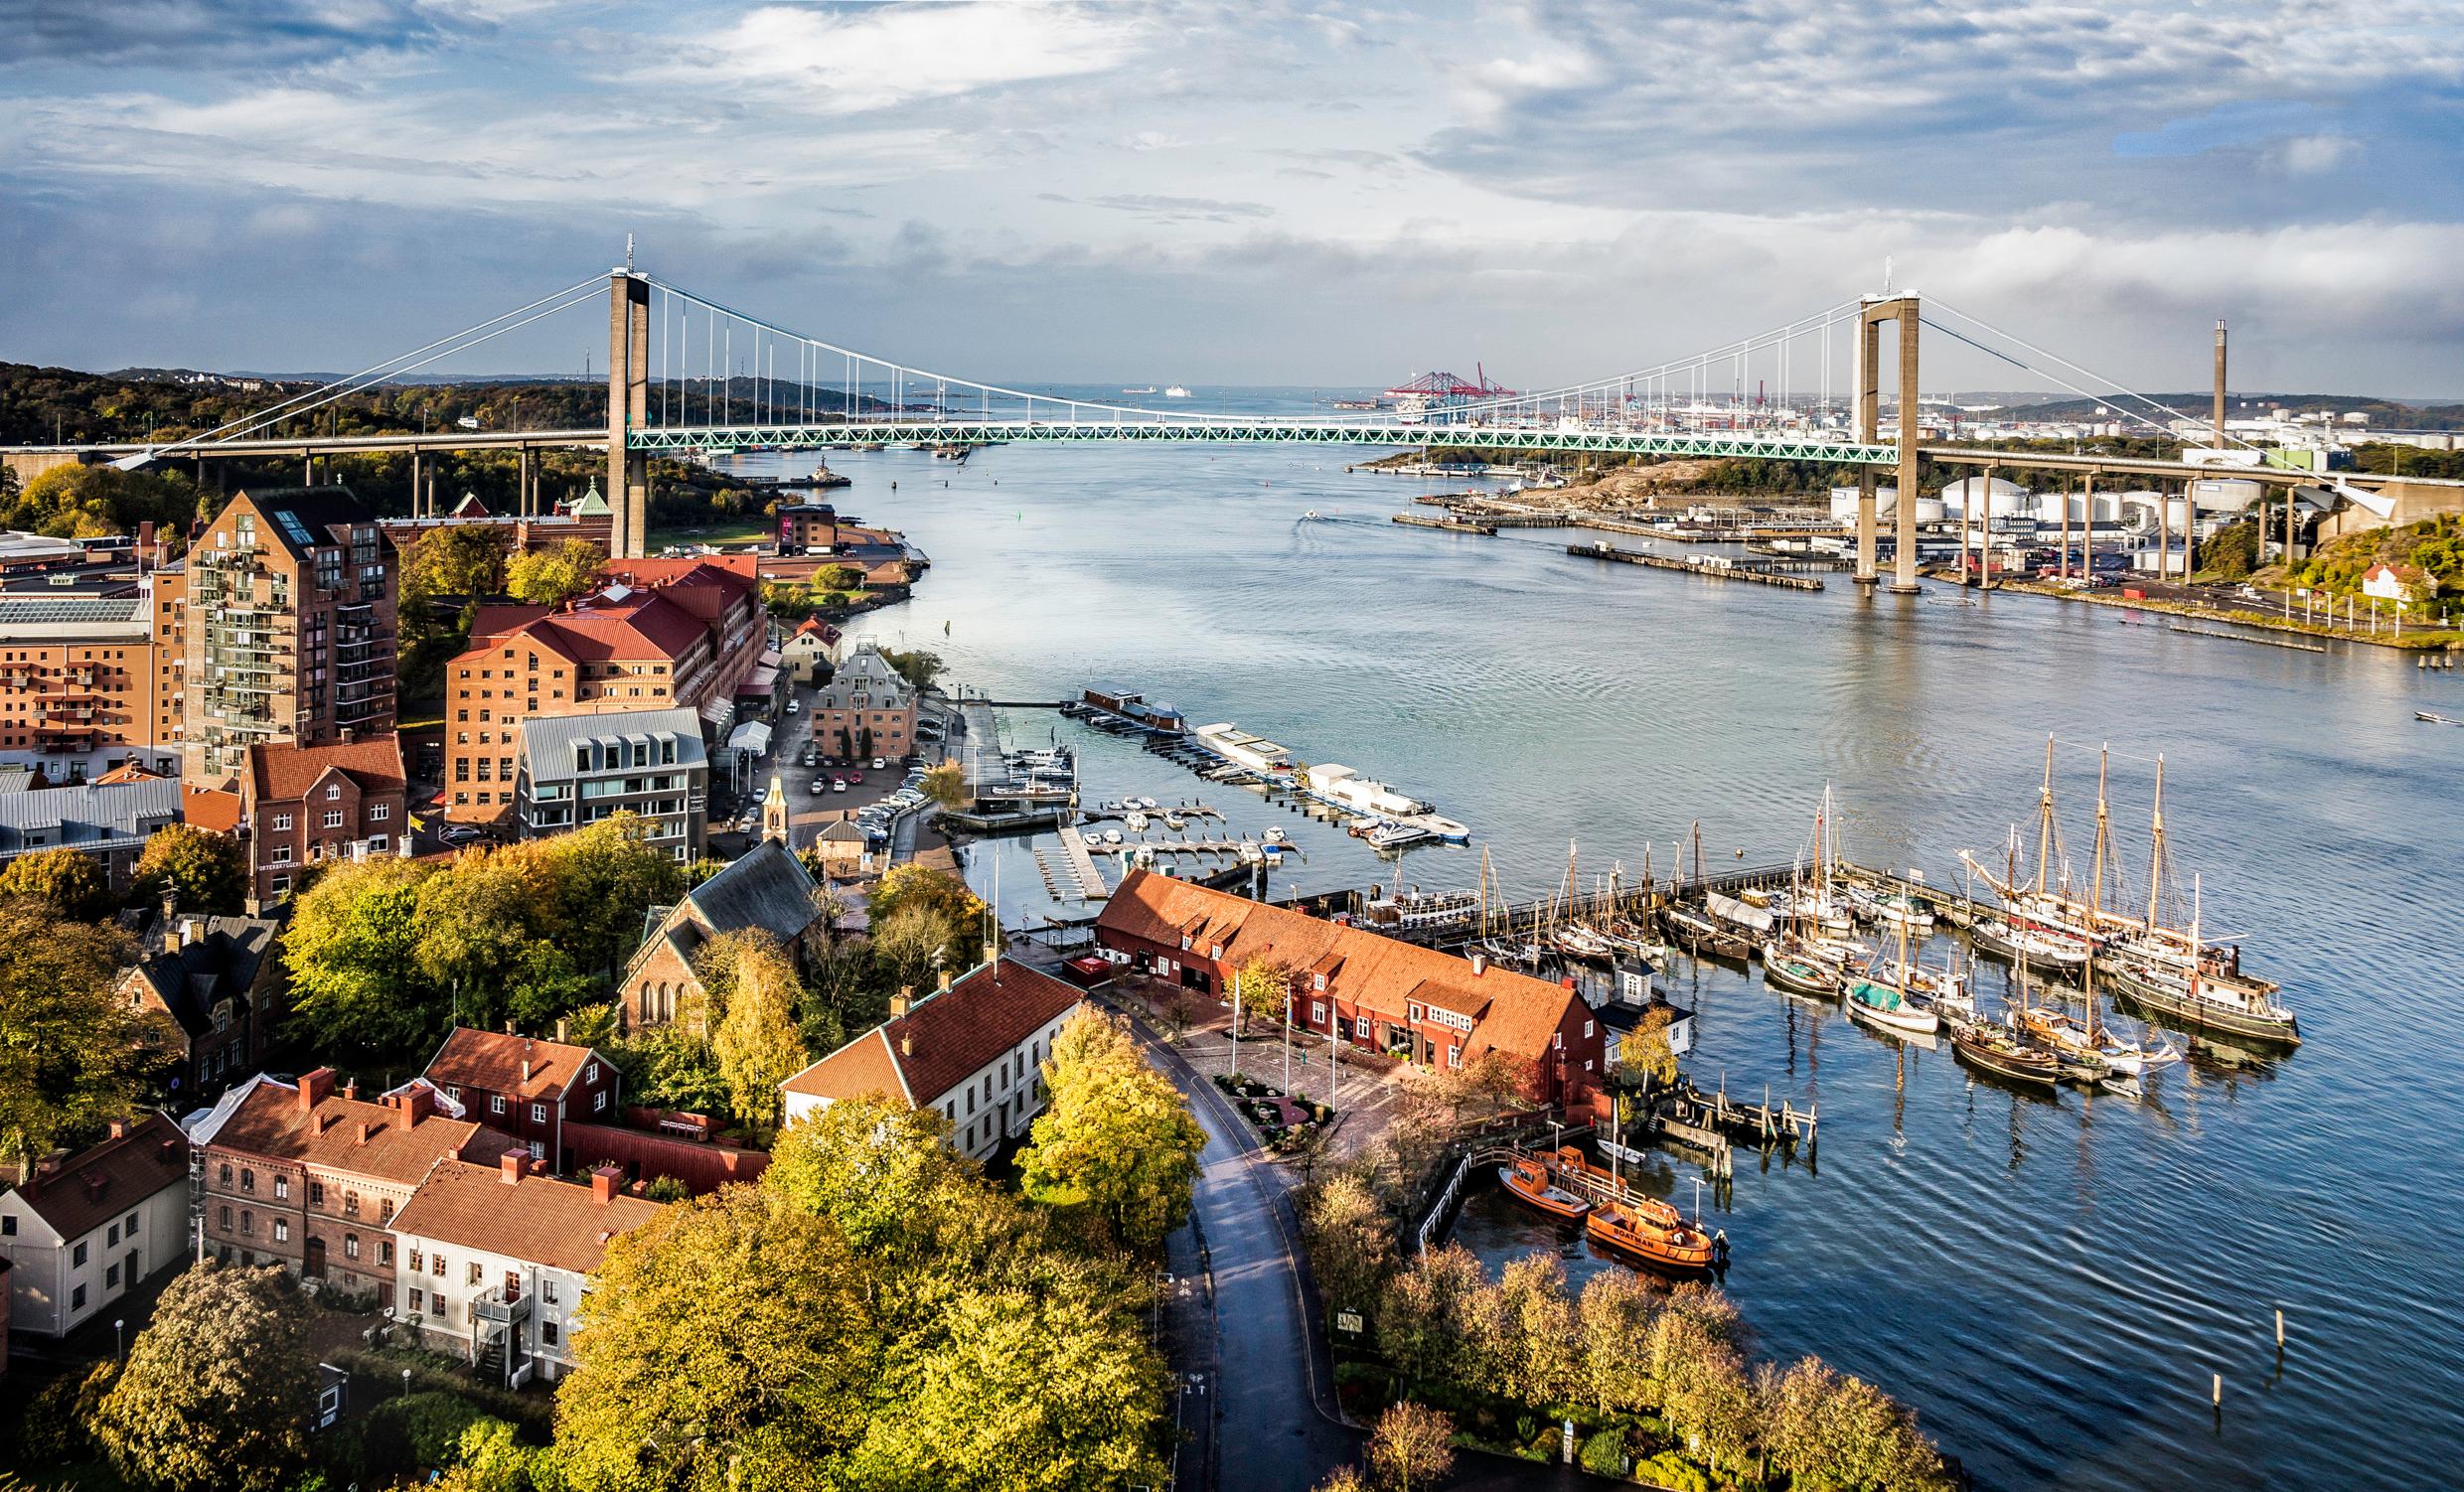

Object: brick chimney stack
[296,1068,337,1113]
[501,1151,527,1185]
[590,1165,623,1205]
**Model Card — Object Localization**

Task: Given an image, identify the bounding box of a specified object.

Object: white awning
[725,721,772,756]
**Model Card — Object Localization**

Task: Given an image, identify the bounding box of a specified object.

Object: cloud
[2272,134,2367,176]
[1085,194,1275,224]
[632,2,1151,114]
[0,0,487,68]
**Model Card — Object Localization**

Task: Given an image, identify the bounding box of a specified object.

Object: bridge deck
[625,420,1901,464]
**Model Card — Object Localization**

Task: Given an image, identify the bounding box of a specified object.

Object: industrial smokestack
[2214,319,2228,446]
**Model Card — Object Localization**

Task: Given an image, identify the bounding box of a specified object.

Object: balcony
[472,1281,533,1327]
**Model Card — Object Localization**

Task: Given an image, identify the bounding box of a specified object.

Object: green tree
[1375,1244,1483,1390]
[413,841,557,1027]
[1019,1009,1206,1253]
[400,522,512,603]
[1494,1253,1578,1407]
[0,846,110,919]
[543,813,686,979]
[505,537,607,605]
[0,900,161,1171]
[1575,1266,1662,1414]
[283,857,439,1061]
[129,822,248,916]
[876,646,944,693]
[90,1264,317,1492]
[708,930,808,1136]
[866,862,986,947]
[4,463,196,540]
[765,1095,980,1260]
[552,1188,876,1492]
[839,1277,1169,1492]
[1366,1402,1456,1492]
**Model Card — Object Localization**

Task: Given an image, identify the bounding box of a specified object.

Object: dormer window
[1312,972,1326,991]
[326,784,342,801]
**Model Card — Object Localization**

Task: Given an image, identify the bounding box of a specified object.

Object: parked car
[831,779,847,794]
[810,779,828,796]
[440,824,484,843]
[870,757,888,770]
[847,770,863,785]
[786,699,801,714]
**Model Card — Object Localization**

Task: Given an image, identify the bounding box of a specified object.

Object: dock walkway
[1054,823,1111,901]
[1569,540,1824,591]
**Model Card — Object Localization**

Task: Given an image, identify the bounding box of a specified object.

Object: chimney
[555,1018,567,1044]
[899,1030,914,1059]
[890,986,911,1019]
[396,1086,435,1125]
[107,1118,129,1140]
[936,970,952,994]
[1470,953,1486,976]
[180,917,203,948]
[296,1067,337,1113]
[34,1149,67,1178]
[354,1120,373,1146]
[521,1058,533,1084]
[159,890,180,952]
[341,1079,358,1102]
[590,1165,622,1205]
[500,1150,527,1186]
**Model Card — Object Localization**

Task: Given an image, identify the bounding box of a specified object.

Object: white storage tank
[2117,491,2191,534]
[1828,485,1945,523]
[2191,477,2264,514]
[1937,475,2028,519]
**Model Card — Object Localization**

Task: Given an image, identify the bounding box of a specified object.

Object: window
[1354,1016,1369,1039]
[106,1263,121,1289]
[531,1103,546,1123]
[380,1240,394,1266]
[72,1241,89,1267]
[273,1176,289,1200]
[123,1211,137,1235]
[542,1279,559,1305]
[593,1091,607,1112]
[323,811,344,828]
[1313,972,1326,990]
[344,1193,360,1217]
[219,1162,232,1185]
[1448,1044,1463,1069]
[491,1095,507,1115]
[326,784,342,801]
[72,1284,86,1310]
[309,1181,324,1207]
[1584,1019,1595,1038]
[240,1210,253,1235]
[370,804,389,821]
[468,1262,484,1285]
[539,1320,560,1347]
[240,1168,254,1193]
[273,1220,289,1243]
[408,1248,423,1273]
[432,1254,447,1277]
[344,1235,360,1260]
[272,844,292,865]
[271,814,292,831]
[219,1205,231,1230]
[107,1223,119,1247]
[1310,1001,1325,1025]
[0,1216,13,1238]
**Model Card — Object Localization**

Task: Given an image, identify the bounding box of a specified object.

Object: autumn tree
[708,930,808,1136]
[1761,1356,1953,1492]
[765,1095,982,1262]
[0,846,110,920]
[917,761,968,810]
[1366,1402,1456,1492]
[1493,1254,1579,1406]
[282,856,440,1061]
[90,1264,317,1492]
[1233,954,1295,1041]
[504,536,607,605]
[0,900,162,1171]
[866,862,988,953]
[1311,1469,1371,1492]
[542,813,685,980]
[1574,1266,1662,1414]
[128,822,248,916]
[1020,1009,1206,1253]
[400,522,512,602]
[1299,1170,1395,1317]
[553,1188,877,1492]
[1375,1244,1484,1390]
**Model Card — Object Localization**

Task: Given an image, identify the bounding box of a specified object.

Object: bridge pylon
[607,271,651,558]
[1856,294,1923,593]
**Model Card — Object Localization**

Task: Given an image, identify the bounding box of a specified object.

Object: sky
[3,0,2462,397]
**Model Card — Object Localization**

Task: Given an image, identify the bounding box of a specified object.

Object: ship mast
[2033,733,2058,897]
[2089,743,2111,924]
[2144,754,2169,938]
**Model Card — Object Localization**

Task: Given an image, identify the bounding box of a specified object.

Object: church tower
[761,772,790,844]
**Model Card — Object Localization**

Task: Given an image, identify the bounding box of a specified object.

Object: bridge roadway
[624,419,1899,463]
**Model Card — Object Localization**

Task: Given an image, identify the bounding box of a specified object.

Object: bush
[1579,1427,1626,1477]
[1636,1450,1713,1492]
[645,1175,689,1203]
[13,1361,114,1460]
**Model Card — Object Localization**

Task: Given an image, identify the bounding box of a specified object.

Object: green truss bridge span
[625,420,1900,464]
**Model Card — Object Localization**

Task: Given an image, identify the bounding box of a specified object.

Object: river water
[707,424,2461,1491]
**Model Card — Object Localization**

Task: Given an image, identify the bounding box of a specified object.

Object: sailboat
[1762,862,1844,997]
[2090,755,2298,1044]
[1473,847,1545,969]
[1660,822,1753,962]
[1549,843,1617,964]
[1845,913,1943,1036]
[1961,737,2095,973]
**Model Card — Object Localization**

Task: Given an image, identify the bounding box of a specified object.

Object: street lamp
[1691,1176,1707,1229]
[113,1318,125,1360]
[401,1368,413,1399]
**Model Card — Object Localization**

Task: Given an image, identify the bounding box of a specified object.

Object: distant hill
[1983,391,2464,429]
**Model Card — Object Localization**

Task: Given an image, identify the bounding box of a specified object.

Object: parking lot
[705,683,953,859]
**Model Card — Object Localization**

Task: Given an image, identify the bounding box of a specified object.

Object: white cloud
[2272,134,2367,176]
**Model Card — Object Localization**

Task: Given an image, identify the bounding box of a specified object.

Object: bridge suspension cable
[144,276,607,457]
[1919,298,2268,455]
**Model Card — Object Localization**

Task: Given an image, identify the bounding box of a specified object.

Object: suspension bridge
[13,255,2412,589]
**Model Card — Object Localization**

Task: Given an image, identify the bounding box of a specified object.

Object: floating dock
[1053,823,1112,901]
[1569,540,1824,591]
[1392,514,1497,535]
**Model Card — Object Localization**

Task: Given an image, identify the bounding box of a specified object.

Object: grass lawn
[651,519,772,548]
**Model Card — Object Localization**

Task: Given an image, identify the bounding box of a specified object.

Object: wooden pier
[1568,540,1825,591]
[1392,514,1497,535]
[1053,823,1112,901]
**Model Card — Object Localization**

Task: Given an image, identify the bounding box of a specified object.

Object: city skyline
[4,0,2462,395]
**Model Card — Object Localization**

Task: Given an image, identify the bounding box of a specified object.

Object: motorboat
[1497,1155,1591,1224]
[1367,820,1434,851]
[1125,811,1149,833]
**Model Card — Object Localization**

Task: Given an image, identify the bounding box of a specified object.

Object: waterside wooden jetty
[1570,540,1825,591]
[1392,514,1498,535]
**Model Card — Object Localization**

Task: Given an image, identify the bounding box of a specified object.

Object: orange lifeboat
[1497,1154,1591,1223]
[1585,1194,1717,1274]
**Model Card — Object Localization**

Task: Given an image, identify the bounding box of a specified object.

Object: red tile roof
[423,1028,603,1103]
[781,958,1084,1110]
[1096,869,1585,1067]
[184,785,243,832]
[246,737,408,804]
[200,1074,520,1185]
[5,1114,187,1243]
[389,1158,665,1273]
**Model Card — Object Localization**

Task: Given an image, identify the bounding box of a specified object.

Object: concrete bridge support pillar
[1854,314,1880,587]
[1857,296,1923,592]
[607,271,651,558]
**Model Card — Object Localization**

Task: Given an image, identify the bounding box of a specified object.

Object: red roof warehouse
[1094,869,1605,1112]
